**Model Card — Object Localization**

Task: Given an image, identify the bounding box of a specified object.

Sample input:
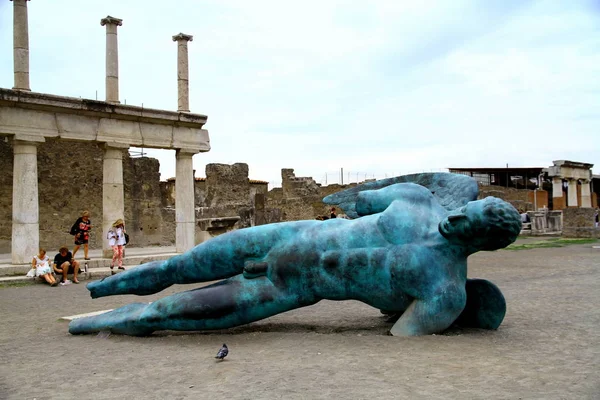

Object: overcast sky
[1,1,598,187]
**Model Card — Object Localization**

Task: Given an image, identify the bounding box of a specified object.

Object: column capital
[172,33,193,42]
[176,148,197,158]
[101,142,130,150]
[101,15,123,27]
[10,0,31,2]
[12,135,45,144]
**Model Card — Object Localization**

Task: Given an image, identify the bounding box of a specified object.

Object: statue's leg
[70,275,316,336]
[87,226,284,298]
[389,284,466,336]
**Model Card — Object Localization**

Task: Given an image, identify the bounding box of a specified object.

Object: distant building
[449,160,597,210]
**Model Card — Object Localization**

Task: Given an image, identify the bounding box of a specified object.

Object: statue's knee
[138,306,163,327]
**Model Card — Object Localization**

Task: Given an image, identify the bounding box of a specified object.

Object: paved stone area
[0,243,598,399]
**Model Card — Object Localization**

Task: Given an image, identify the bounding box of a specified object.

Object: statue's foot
[69,302,154,336]
[87,277,110,299]
[87,260,168,298]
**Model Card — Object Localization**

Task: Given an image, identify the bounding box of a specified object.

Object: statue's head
[439,197,521,251]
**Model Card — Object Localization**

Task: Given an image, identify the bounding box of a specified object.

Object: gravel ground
[0,243,598,400]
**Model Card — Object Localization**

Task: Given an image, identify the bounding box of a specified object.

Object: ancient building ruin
[1,1,209,263]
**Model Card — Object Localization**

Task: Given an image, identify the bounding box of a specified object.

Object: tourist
[52,246,80,284]
[107,219,127,272]
[330,207,337,219]
[71,211,92,260]
[519,209,530,223]
[31,248,57,286]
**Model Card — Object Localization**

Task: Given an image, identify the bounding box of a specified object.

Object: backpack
[69,221,79,235]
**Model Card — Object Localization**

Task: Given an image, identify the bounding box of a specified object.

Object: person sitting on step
[52,246,81,284]
[32,248,58,286]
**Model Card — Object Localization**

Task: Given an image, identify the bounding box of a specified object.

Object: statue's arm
[355,183,435,216]
[390,282,466,336]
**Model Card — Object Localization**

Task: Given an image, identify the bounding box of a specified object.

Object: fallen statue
[69,173,521,337]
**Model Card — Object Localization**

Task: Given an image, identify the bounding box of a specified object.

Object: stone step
[0,253,178,277]
[0,265,139,286]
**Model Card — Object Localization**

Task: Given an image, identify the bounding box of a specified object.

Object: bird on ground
[215,343,229,360]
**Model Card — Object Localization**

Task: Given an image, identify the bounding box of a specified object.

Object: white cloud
[1,0,598,188]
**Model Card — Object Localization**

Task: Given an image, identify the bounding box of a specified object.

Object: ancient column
[172,33,193,112]
[551,177,564,210]
[567,178,578,207]
[100,16,123,104]
[580,179,592,208]
[11,0,31,91]
[175,150,195,252]
[102,145,126,257]
[12,140,41,264]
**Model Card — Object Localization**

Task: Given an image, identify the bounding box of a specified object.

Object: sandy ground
[0,243,598,400]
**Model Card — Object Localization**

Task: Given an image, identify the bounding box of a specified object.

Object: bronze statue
[69,173,521,337]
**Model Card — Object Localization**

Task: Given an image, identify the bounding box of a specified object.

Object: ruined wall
[38,139,105,251]
[266,169,321,221]
[123,156,175,247]
[562,208,599,238]
[281,168,320,199]
[0,138,175,253]
[479,186,548,211]
[162,163,269,231]
[265,169,359,222]
[0,138,14,253]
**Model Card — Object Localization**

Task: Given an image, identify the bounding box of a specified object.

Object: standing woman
[72,211,92,260]
[108,219,127,272]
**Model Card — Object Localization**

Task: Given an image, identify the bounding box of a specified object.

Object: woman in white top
[31,248,58,286]
[108,219,127,272]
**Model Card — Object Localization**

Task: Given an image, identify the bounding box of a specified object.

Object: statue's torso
[265,190,467,311]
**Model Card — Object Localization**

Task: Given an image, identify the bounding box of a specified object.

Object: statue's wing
[323,172,479,219]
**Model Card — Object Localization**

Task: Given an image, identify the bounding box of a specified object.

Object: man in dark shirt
[53,246,81,284]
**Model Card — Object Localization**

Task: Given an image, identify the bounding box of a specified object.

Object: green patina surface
[69,173,522,337]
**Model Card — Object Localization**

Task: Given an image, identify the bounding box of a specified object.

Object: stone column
[551,177,564,210]
[175,150,196,252]
[172,33,193,112]
[100,16,123,104]
[11,0,31,91]
[102,145,126,257]
[567,178,578,207]
[580,179,592,208]
[12,139,41,264]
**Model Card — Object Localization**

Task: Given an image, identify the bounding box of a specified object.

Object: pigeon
[215,343,229,360]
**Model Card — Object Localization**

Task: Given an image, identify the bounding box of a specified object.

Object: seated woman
[32,248,57,287]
